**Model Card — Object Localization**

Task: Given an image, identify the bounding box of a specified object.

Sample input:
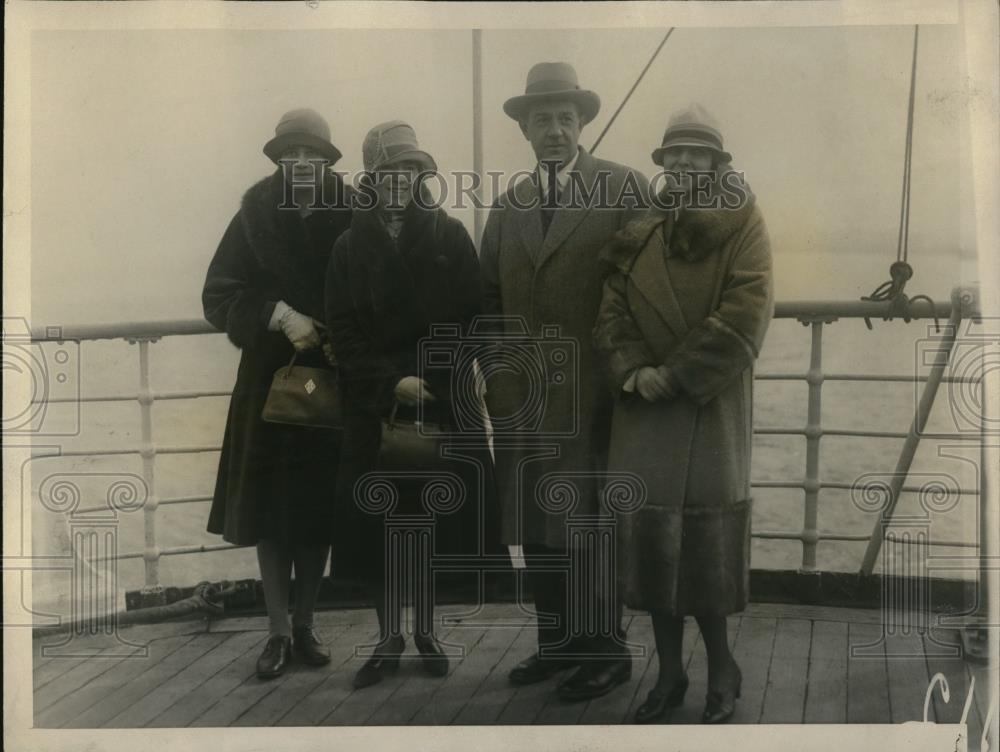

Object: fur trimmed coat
[592,179,774,614]
[325,200,503,577]
[202,169,352,545]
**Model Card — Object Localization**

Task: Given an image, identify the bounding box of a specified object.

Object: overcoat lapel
[534,149,597,270]
[514,176,544,264]
[629,226,691,339]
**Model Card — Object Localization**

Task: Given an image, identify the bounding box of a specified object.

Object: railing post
[801,317,835,571]
[130,336,162,598]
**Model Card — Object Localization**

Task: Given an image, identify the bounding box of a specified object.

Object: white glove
[271,301,320,351]
[394,376,437,406]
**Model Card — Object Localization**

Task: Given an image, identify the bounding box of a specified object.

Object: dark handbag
[261,352,343,429]
[376,401,451,471]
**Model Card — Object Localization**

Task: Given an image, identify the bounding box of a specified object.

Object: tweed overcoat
[592,182,774,614]
[480,147,648,549]
[202,169,352,545]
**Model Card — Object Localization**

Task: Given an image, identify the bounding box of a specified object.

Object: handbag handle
[281,352,300,380]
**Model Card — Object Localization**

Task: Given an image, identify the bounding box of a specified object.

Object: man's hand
[635,366,673,402]
[394,376,437,406]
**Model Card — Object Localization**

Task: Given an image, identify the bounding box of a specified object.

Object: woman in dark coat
[202,108,352,680]
[593,105,774,724]
[326,120,499,689]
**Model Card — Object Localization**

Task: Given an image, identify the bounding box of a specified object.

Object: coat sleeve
[447,219,485,331]
[324,234,401,410]
[479,204,504,319]
[202,212,275,349]
[661,208,775,405]
[593,270,658,393]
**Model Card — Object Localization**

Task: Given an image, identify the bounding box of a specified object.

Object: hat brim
[503,89,601,124]
[652,139,731,166]
[374,149,438,174]
[264,132,343,165]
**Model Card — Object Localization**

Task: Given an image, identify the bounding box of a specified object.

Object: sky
[28,25,980,327]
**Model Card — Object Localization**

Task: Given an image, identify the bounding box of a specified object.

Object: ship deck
[32,601,991,733]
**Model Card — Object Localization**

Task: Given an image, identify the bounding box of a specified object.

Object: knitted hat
[651,104,732,165]
[263,108,342,165]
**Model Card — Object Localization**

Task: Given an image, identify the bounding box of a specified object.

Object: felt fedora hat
[503,62,601,124]
[361,120,437,174]
[651,103,732,165]
[263,108,343,165]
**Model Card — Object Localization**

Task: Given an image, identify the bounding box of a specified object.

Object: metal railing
[26,289,986,592]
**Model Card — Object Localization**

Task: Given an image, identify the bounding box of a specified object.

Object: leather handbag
[376,401,450,472]
[261,352,343,429]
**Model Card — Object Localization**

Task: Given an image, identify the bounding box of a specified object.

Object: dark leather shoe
[292,625,331,666]
[353,636,404,690]
[256,635,292,680]
[414,633,449,677]
[634,673,690,724]
[702,664,742,724]
[557,657,632,702]
[508,653,575,686]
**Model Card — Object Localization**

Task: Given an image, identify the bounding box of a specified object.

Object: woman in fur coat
[326,121,500,690]
[202,109,352,680]
[593,105,774,725]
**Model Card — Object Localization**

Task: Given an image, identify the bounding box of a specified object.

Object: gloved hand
[634,366,674,402]
[394,376,437,406]
[275,303,321,351]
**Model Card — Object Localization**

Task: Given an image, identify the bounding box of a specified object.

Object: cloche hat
[263,108,343,165]
[651,104,732,165]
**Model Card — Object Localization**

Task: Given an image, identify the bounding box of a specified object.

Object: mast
[472,28,484,245]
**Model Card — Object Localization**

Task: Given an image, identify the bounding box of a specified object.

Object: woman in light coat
[593,105,774,724]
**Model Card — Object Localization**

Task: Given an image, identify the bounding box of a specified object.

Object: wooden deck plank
[451,624,534,725]
[33,652,109,694]
[113,630,267,727]
[403,627,496,725]
[846,622,890,724]
[342,621,464,726]
[274,622,375,726]
[227,624,355,727]
[727,615,776,723]
[883,631,931,723]
[760,617,811,723]
[669,615,741,725]
[77,633,229,728]
[34,636,188,722]
[35,635,195,728]
[804,619,848,723]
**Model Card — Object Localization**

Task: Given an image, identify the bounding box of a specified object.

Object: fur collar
[239,169,351,317]
[601,172,756,271]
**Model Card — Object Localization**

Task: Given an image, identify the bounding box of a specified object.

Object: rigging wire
[896,25,920,263]
[589,28,675,154]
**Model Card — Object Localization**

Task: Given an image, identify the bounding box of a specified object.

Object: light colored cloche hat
[503,62,601,125]
[361,120,437,174]
[263,108,343,165]
[651,104,733,165]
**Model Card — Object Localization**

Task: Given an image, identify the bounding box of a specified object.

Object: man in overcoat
[479,61,649,701]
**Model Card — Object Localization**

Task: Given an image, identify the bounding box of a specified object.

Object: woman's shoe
[353,636,404,689]
[292,624,331,666]
[634,673,690,724]
[702,663,742,724]
[414,633,449,677]
[256,635,292,680]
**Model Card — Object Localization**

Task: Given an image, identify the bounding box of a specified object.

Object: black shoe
[256,635,292,680]
[353,636,404,690]
[634,673,690,724]
[414,633,449,677]
[508,652,575,686]
[702,664,742,724]
[557,657,632,702]
[292,625,331,667]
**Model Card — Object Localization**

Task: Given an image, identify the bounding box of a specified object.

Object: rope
[896,26,920,263]
[590,28,675,154]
